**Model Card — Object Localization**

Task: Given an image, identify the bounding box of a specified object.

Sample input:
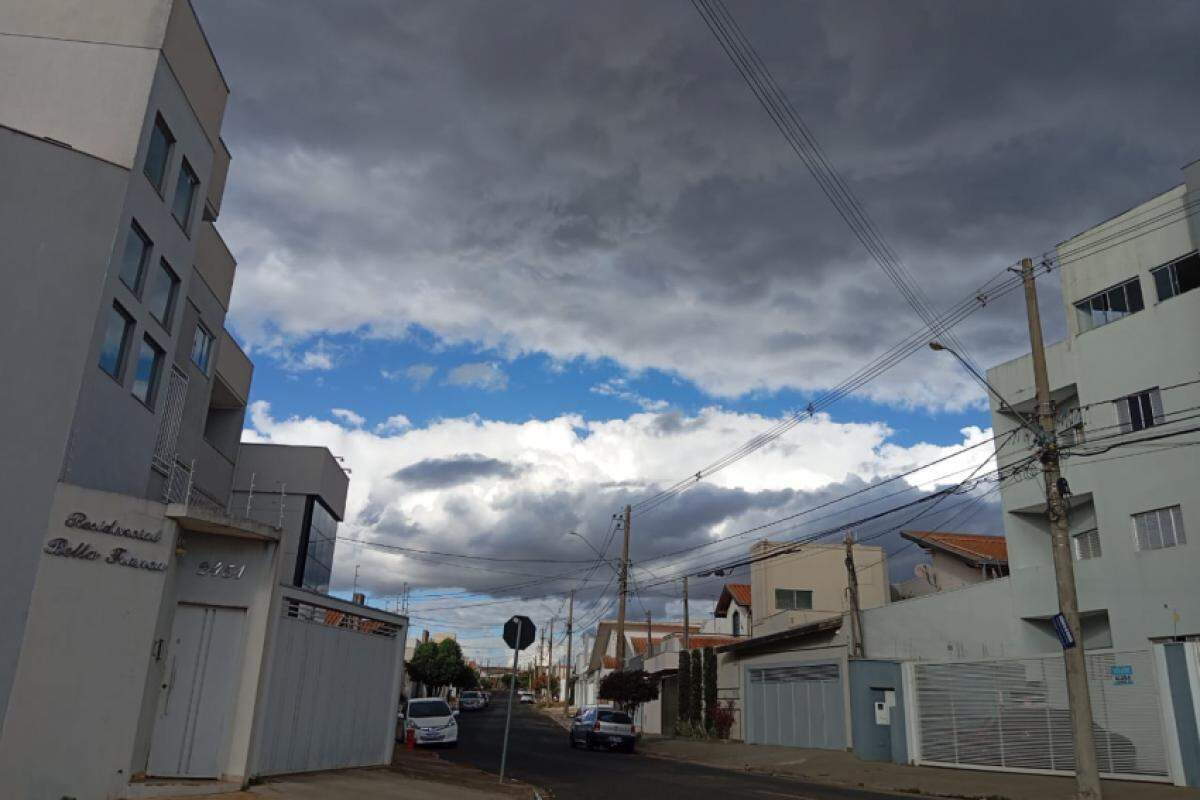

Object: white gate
[252,592,405,776]
[914,650,1169,781]
[149,605,247,778]
[745,662,845,749]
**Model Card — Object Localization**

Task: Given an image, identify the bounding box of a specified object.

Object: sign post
[499,614,536,784]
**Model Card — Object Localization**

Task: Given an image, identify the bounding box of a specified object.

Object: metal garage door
[745,662,845,748]
[914,650,1168,781]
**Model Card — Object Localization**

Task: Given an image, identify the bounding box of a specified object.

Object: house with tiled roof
[893,530,1009,598]
[572,619,702,710]
[708,582,752,636]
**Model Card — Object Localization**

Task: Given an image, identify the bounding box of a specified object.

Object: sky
[196,0,1200,665]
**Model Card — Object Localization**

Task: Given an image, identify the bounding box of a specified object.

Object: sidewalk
[639,737,1200,800]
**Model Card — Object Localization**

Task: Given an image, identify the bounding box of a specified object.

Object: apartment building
[0,3,407,798]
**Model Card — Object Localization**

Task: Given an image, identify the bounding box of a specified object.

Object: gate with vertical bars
[914,649,1169,781]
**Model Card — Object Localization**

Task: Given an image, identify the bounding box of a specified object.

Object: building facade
[0,3,408,798]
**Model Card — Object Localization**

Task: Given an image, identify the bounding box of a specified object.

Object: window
[98,303,134,380]
[1133,506,1186,551]
[132,335,164,407]
[731,610,741,636]
[1074,277,1144,332]
[1115,388,1163,433]
[144,114,174,192]
[190,323,215,373]
[117,221,152,293]
[295,496,337,593]
[1073,529,1101,560]
[775,588,813,611]
[1151,251,1200,302]
[144,258,179,327]
[171,158,199,232]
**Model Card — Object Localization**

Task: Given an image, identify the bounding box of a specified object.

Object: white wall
[0,484,177,800]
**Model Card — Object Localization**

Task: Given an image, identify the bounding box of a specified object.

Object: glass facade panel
[191,323,214,373]
[144,115,173,191]
[298,496,337,593]
[172,159,198,231]
[145,258,179,326]
[118,222,151,293]
[132,335,164,407]
[99,303,133,379]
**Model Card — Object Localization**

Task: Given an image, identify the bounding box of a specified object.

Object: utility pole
[564,590,574,716]
[844,531,864,657]
[547,619,555,699]
[646,611,653,659]
[615,505,632,666]
[1019,256,1102,800]
[682,576,691,650]
[538,625,546,695]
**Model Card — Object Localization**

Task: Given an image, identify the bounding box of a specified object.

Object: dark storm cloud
[199,0,1200,406]
[391,453,525,489]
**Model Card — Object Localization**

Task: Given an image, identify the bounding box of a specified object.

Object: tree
[532,671,560,697]
[703,647,718,733]
[676,651,691,726]
[598,669,659,715]
[406,638,470,693]
[688,649,702,728]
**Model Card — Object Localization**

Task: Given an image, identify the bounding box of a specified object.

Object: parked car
[403,698,459,747]
[568,706,636,752]
[459,690,486,711]
[518,690,535,704]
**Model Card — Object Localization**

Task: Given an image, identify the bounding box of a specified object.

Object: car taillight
[593,721,601,732]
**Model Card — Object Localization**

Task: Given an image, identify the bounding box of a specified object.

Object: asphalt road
[440,702,913,800]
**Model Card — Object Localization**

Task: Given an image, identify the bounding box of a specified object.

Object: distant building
[708,582,752,635]
[892,530,1008,598]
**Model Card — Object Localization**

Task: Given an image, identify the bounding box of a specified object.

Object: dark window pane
[300,498,338,593]
[1176,253,1200,295]
[132,336,163,406]
[1107,286,1127,315]
[191,324,214,372]
[1090,294,1108,327]
[118,223,151,293]
[1138,393,1155,429]
[1152,266,1175,301]
[144,116,173,191]
[145,259,179,326]
[1125,278,1144,312]
[99,304,133,379]
[172,159,198,231]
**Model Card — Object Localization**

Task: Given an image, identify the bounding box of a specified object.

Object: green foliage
[598,669,659,714]
[703,647,718,732]
[406,638,472,692]
[677,651,691,724]
[688,649,702,727]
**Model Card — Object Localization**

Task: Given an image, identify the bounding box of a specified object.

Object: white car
[403,698,459,747]
[518,690,535,704]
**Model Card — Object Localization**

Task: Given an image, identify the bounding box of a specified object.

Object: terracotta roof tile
[714,583,752,616]
[684,635,741,649]
[902,530,1008,565]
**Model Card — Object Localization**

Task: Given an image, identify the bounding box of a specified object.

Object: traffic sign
[503,615,536,651]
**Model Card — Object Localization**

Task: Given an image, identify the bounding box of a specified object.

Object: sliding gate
[914,650,1169,781]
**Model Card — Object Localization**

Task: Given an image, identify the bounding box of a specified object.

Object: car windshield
[462,692,479,699]
[598,711,632,724]
[409,700,451,718]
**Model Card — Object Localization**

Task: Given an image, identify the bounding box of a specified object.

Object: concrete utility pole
[1019,256,1102,800]
[615,504,632,666]
[538,626,546,695]
[682,576,691,650]
[646,611,653,659]
[564,590,574,716]
[547,619,555,698]
[844,531,865,657]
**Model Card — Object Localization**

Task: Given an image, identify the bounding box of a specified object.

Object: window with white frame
[1151,251,1199,302]
[1115,388,1163,433]
[1074,277,1144,333]
[1073,529,1101,560]
[774,588,813,611]
[1132,505,1186,552]
[190,323,215,373]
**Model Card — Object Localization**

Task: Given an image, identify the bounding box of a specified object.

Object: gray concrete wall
[65,54,220,500]
[0,127,128,723]
[234,444,351,520]
[848,660,907,764]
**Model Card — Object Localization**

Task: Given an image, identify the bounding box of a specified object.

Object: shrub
[703,647,717,732]
[709,701,736,739]
[677,651,691,724]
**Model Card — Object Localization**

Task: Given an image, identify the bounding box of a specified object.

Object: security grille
[915,650,1168,780]
[163,459,193,504]
[283,597,401,639]
[152,366,189,473]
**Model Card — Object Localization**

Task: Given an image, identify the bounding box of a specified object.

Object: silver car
[568,706,636,752]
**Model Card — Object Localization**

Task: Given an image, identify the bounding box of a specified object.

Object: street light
[928,341,1045,444]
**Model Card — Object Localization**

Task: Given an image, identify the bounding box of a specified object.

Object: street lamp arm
[929,341,1046,444]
